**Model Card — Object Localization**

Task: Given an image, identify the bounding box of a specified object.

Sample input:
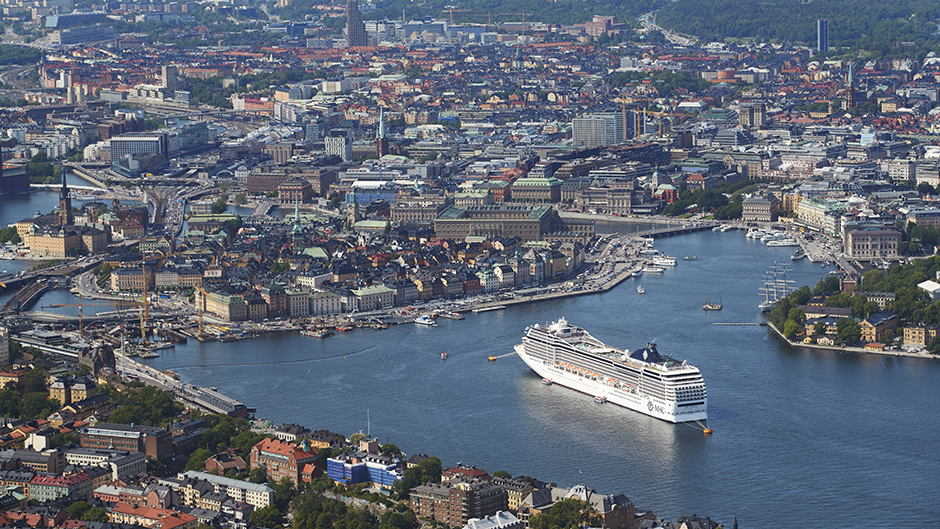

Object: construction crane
[442,8,470,25]
[139,262,149,342]
[498,12,533,37]
[467,12,494,29]
[613,97,632,141]
[42,295,129,336]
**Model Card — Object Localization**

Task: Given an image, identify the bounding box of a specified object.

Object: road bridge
[250,201,275,217]
[0,281,49,315]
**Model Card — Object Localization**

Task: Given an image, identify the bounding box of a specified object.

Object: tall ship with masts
[515,318,707,424]
[759,262,795,312]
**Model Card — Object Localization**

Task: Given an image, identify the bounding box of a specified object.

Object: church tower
[58,172,73,226]
[346,190,361,227]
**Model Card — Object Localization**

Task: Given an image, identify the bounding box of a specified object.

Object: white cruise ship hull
[515,345,707,424]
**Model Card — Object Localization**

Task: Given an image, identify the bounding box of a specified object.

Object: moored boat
[415,315,437,326]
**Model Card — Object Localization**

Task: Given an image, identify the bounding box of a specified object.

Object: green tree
[492,470,512,478]
[249,467,267,484]
[211,194,228,214]
[68,500,91,520]
[783,319,801,339]
[185,447,213,471]
[234,193,247,205]
[529,498,601,529]
[270,259,290,275]
[249,505,284,528]
[82,507,108,522]
[836,318,861,345]
[380,443,402,458]
[787,307,806,324]
[814,321,827,336]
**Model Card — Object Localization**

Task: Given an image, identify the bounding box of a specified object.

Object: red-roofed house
[249,438,318,487]
[109,502,197,529]
[442,464,490,483]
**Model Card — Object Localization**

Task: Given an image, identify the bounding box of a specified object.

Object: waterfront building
[902,323,940,346]
[518,484,634,529]
[859,311,898,342]
[843,227,901,259]
[411,479,508,527]
[326,451,402,489]
[742,193,779,223]
[352,285,395,311]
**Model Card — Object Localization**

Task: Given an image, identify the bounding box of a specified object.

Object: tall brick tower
[346,0,367,47]
[58,171,73,226]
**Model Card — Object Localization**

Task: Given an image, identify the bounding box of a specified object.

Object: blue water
[128,231,939,528]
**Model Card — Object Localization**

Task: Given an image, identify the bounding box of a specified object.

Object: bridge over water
[634,222,720,239]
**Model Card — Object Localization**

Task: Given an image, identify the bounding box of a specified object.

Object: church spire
[58,170,73,226]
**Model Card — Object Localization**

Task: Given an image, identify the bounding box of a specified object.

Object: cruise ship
[515,318,707,423]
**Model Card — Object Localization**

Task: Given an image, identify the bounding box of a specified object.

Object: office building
[346,0,368,47]
[817,19,829,53]
[326,130,352,161]
[572,113,625,147]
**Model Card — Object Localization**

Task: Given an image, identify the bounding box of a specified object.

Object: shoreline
[765,321,938,360]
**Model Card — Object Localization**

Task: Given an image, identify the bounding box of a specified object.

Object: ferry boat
[641,266,665,274]
[515,318,707,423]
[683,256,698,261]
[652,254,677,266]
[415,315,437,326]
[791,248,806,260]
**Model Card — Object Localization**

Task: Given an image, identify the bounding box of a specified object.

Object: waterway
[122,230,937,528]
[3,192,939,526]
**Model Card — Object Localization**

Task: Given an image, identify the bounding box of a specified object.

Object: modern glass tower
[817,19,829,53]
